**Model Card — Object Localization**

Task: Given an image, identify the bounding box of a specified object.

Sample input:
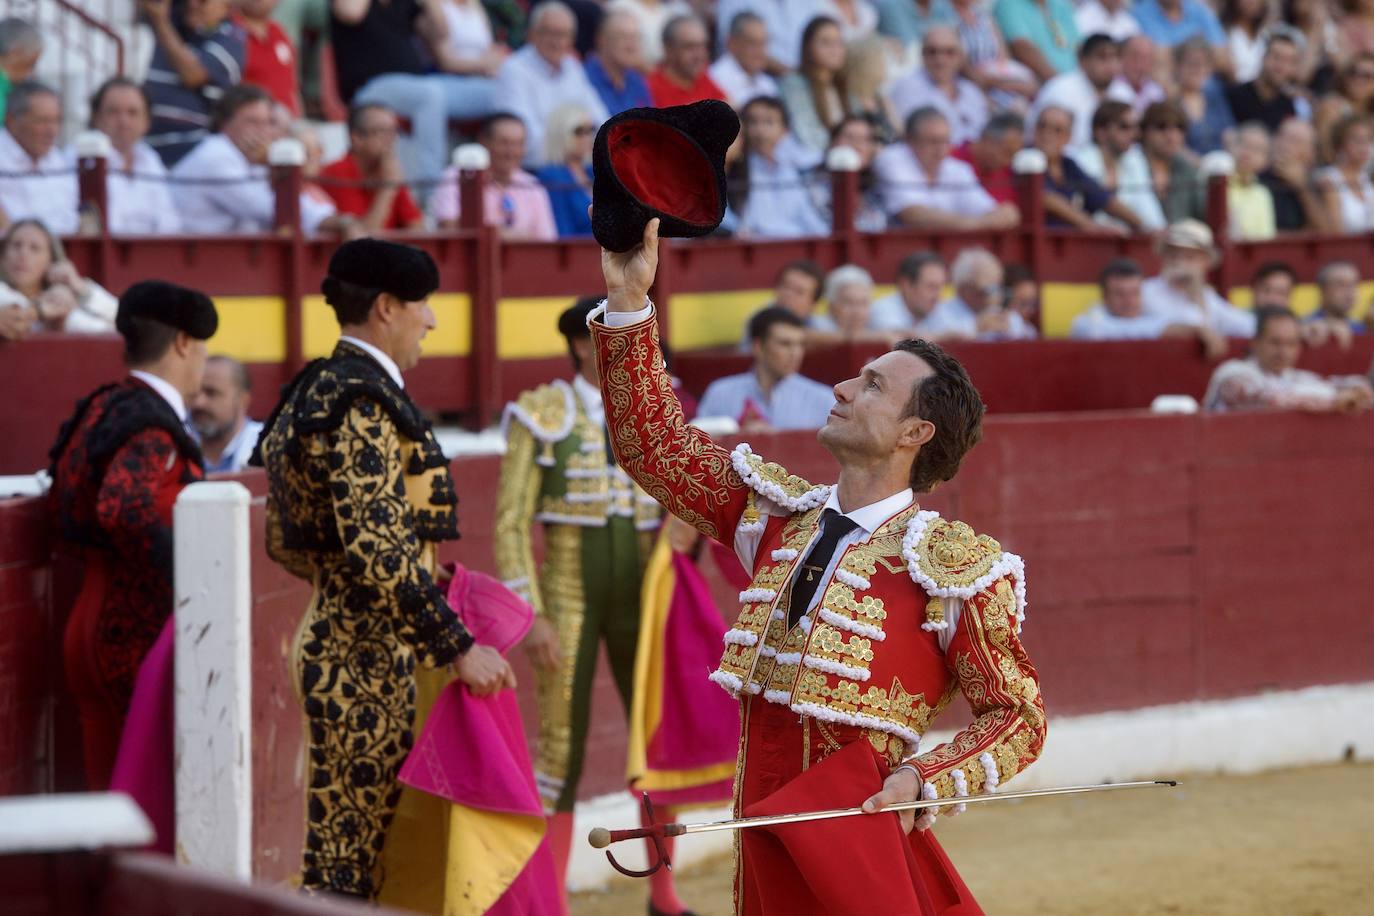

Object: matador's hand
[523,615,561,672]
[862,766,925,835]
[455,644,516,697]
[600,216,660,311]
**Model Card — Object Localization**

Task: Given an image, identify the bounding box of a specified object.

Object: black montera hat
[325,238,440,302]
[591,99,740,253]
[115,280,218,340]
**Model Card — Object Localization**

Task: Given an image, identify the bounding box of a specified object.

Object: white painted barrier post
[174,481,253,879]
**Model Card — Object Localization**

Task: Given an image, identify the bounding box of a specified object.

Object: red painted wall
[3,412,1373,878]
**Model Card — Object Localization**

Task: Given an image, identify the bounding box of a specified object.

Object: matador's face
[819,350,933,465]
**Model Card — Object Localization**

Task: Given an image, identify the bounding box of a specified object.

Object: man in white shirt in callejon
[496,1,609,168]
[887,26,989,146]
[191,354,264,473]
[1071,256,1227,356]
[698,306,836,430]
[0,81,78,235]
[1141,219,1256,340]
[1204,306,1374,412]
[1030,33,1133,152]
[925,247,1036,340]
[874,107,1020,231]
[87,77,181,235]
[172,84,347,234]
[709,11,780,109]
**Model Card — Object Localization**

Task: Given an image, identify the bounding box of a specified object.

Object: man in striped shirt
[140,0,245,167]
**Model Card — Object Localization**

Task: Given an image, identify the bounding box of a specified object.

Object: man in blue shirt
[191,355,263,473]
[141,0,245,166]
[699,307,835,430]
[584,9,652,116]
[1132,0,1228,66]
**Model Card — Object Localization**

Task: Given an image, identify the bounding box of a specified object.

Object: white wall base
[566,682,1374,891]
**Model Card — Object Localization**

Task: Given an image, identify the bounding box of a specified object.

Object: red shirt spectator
[647,14,726,107]
[952,140,1015,205]
[319,154,423,229]
[234,0,300,116]
[647,67,727,107]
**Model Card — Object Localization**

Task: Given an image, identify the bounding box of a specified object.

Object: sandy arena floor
[571,761,1374,916]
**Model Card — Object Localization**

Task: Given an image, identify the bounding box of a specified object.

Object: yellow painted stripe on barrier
[1228,282,1374,320]
[1040,283,1102,338]
[301,293,472,358]
[206,296,287,361]
[497,296,576,358]
[667,290,770,349]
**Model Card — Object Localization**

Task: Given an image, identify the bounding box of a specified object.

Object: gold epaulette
[903,512,1021,631]
[501,381,576,465]
[730,443,830,518]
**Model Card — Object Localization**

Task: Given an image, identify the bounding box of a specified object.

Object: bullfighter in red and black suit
[47,280,218,788]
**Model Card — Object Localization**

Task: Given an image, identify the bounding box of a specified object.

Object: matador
[593,219,1047,915]
[256,239,512,900]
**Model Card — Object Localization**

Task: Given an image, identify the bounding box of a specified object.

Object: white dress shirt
[495,45,609,168]
[0,130,78,235]
[130,369,189,422]
[873,145,998,219]
[887,70,989,147]
[1140,276,1256,337]
[1029,69,1133,152]
[1069,303,1171,340]
[925,296,1036,340]
[171,134,335,234]
[104,141,182,235]
[572,371,605,427]
[709,53,781,108]
[339,335,405,388]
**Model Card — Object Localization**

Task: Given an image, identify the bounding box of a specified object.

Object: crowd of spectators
[0,0,1370,242]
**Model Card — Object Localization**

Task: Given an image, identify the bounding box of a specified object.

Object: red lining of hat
[608,121,718,224]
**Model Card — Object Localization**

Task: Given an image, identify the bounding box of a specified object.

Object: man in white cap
[1141,219,1255,341]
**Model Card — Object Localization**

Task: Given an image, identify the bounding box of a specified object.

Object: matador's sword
[588,780,1179,877]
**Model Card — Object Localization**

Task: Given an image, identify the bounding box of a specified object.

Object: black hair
[479,111,526,140]
[1254,305,1299,339]
[123,316,181,366]
[1079,33,1117,59]
[211,83,271,132]
[1099,257,1143,288]
[896,252,944,283]
[321,276,382,326]
[893,339,985,493]
[347,102,393,134]
[748,305,806,343]
[88,77,149,126]
[1252,260,1297,288]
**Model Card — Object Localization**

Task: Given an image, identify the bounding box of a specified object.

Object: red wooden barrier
[3,411,1374,878]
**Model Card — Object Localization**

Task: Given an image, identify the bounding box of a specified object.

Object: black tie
[787,509,860,628]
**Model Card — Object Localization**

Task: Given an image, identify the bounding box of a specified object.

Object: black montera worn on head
[115,280,219,340]
[324,238,440,303]
[591,99,739,252]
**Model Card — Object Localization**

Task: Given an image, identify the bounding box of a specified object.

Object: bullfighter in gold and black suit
[254,238,514,900]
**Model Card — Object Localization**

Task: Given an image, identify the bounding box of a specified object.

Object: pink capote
[399,563,560,916]
[109,617,175,854]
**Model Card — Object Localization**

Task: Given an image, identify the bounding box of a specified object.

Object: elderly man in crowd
[875,107,1020,231]
[172,84,348,234]
[952,112,1025,205]
[497,2,608,168]
[432,112,556,239]
[1204,306,1374,412]
[191,354,263,473]
[1112,35,1167,114]
[141,0,246,166]
[88,77,181,235]
[1071,256,1227,356]
[648,14,727,108]
[1306,260,1366,345]
[0,18,42,119]
[1260,117,1328,232]
[811,264,882,341]
[319,104,424,232]
[1030,33,1131,152]
[1075,100,1167,230]
[584,9,652,116]
[0,81,76,234]
[888,26,988,146]
[1142,220,1255,340]
[926,246,1036,340]
[699,305,835,431]
[710,11,779,109]
[868,251,951,336]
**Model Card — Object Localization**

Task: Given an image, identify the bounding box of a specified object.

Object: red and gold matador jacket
[591,307,1046,807]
